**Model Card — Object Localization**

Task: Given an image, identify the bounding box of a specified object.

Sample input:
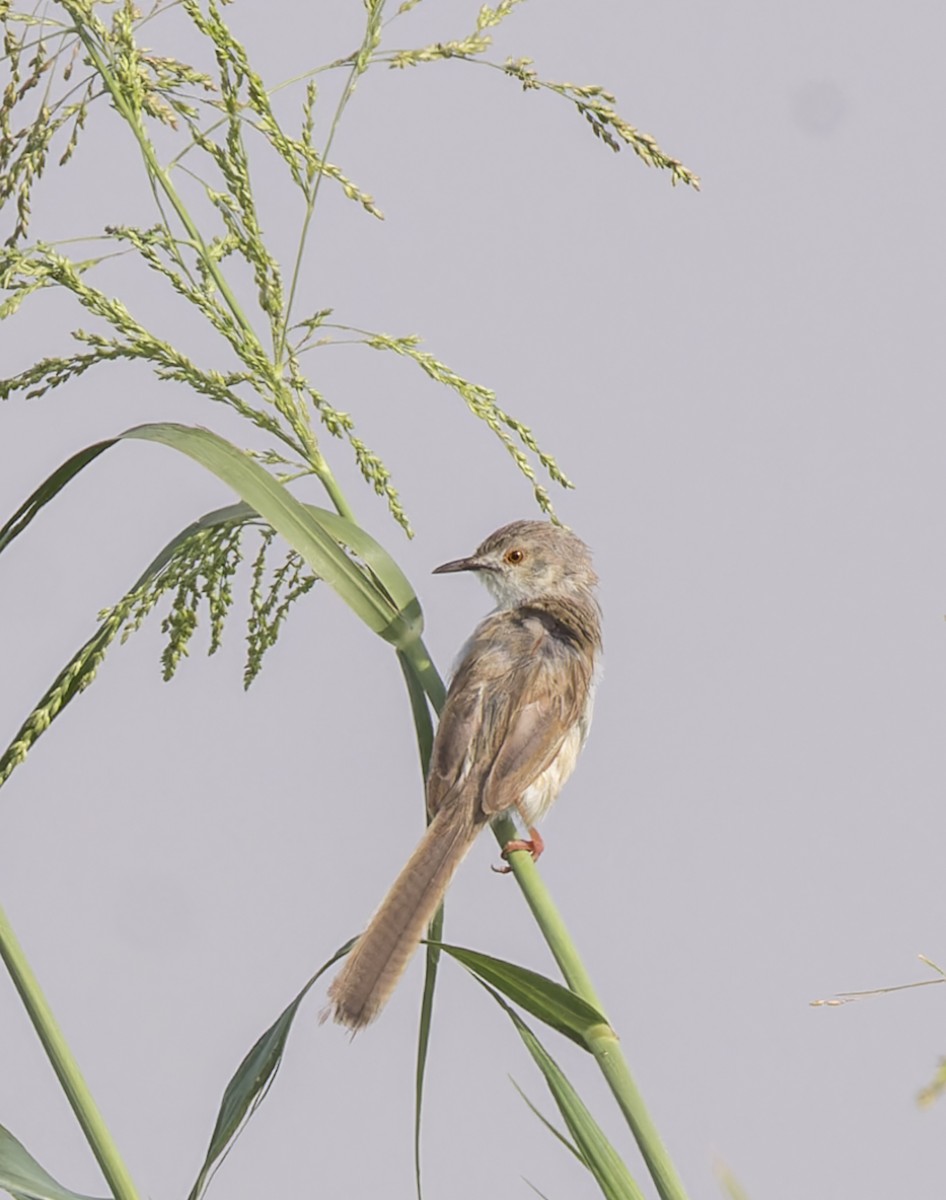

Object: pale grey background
[1,1,944,1197]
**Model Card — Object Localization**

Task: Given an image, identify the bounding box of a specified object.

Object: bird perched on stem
[326,520,602,1031]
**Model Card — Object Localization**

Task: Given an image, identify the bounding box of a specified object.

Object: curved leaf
[121,424,422,647]
[187,938,355,1200]
[0,429,437,788]
[432,943,612,1048]
[474,985,645,1200]
[510,1078,585,1164]
[176,500,421,640]
[0,1126,106,1200]
[0,441,115,555]
[0,426,423,648]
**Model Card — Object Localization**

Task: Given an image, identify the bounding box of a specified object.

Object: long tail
[326,804,483,1031]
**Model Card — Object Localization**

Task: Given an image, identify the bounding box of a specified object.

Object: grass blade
[413,904,443,1200]
[0,441,115,555]
[395,649,443,1200]
[432,943,611,1048]
[121,424,421,646]
[187,939,355,1200]
[0,1126,107,1200]
[510,1078,586,1164]
[475,983,645,1200]
[0,437,433,790]
[167,499,423,645]
[0,905,141,1200]
[0,426,424,647]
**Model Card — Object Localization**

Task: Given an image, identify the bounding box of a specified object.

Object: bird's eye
[505,548,525,565]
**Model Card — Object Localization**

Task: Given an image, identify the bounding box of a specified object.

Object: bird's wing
[426,609,590,820]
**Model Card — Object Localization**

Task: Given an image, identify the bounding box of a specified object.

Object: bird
[325,519,602,1031]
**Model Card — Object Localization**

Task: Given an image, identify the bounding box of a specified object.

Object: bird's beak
[432,554,492,575]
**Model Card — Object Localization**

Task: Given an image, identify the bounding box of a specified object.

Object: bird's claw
[492,828,545,874]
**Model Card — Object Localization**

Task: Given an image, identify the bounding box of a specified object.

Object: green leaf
[163,499,421,645]
[475,985,645,1200]
[413,903,443,1200]
[510,1078,585,1165]
[432,943,612,1048]
[393,648,445,1200]
[0,440,115,555]
[0,1126,107,1200]
[120,424,422,647]
[0,427,441,789]
[187,939,355,1200]
[523,1182,555,1200]
[0,425,423,648]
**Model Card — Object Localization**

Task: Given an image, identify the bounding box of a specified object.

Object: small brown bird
[325,520,602,1030]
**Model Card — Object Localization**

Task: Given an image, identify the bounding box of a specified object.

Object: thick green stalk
[491,816,689,1200]
[490,815,606,1010]
[0,902,141,1200]
[399,648,687,1198]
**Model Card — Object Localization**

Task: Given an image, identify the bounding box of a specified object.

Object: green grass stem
[0,902,141,1200]
[398,644,687,1199]
[491,815,689,1200]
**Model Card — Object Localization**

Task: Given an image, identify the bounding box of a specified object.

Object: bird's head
[433,520,598,609]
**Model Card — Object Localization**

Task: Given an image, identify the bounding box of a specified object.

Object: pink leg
[493,826,545,874]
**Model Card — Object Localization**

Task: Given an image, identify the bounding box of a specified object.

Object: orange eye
[505,548,525,565]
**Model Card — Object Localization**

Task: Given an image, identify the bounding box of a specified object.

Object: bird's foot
[492,827,545,874]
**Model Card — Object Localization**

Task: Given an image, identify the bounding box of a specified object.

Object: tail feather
[326,805,483,1030]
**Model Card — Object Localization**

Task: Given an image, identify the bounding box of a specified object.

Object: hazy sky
[2,2,945,1198]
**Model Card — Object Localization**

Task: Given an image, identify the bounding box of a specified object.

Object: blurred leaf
[714,1161,751,1200]
[433,943,611,1048]
[475,984,644,1200]
[0,1125,106,1200]
[918,1057,946,1108]
[187,939,355,1200]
